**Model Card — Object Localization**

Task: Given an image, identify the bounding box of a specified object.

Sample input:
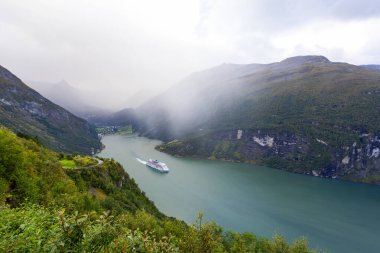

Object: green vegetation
[117,125,134,135]
[96,126,117,135]
[0,126,318,252]
[0,126,161,214]
[95,125,134,136]
[59,159,77,169]
[59,154,98,169]
[73,155,98,167]
[0,205,317,253]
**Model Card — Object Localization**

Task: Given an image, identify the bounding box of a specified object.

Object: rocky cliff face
[0,65,101,154]
[158,128,380,184]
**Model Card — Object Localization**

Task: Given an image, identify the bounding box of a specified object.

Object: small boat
[146,159,170,173]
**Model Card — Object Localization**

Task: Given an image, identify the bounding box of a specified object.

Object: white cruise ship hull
[146,159,170,173]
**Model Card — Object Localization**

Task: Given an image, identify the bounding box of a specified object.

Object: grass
[73,155,97,167]
[59,159,77,169]
[117,125,133,135]
[59,155,97,169]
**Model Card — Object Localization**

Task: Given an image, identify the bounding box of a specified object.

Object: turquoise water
[99,135,380,253]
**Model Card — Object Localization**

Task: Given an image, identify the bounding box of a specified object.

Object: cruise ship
[146,159,170,173]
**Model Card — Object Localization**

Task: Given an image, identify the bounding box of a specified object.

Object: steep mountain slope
[88,108,138,127]
[135,56,380,183]
[27,80,110,119]
[0,65,101,154]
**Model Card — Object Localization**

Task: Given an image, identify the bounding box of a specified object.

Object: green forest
[0,126,318,252]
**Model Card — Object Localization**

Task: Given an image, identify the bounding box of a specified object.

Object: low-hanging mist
[2,0,380,109]
[94,55,380,184]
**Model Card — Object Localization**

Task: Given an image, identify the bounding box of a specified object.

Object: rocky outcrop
[158,128,380,184]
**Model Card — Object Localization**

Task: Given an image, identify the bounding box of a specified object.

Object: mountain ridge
[0,65,101,154]
[104,55,380,184]
[27,79,111,119]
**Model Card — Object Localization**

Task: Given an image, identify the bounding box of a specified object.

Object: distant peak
[280,55,330,64]
[58,79,68,85]
[57,79,71,87]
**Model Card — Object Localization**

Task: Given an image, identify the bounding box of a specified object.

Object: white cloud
[271,18,380,64]
[1,0,380,109]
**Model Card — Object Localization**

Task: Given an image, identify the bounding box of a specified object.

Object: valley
[2,2,380,252]
[1,55,380,252]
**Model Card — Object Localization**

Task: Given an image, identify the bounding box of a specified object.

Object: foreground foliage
[0,205,317,253]
[0,126,318,252]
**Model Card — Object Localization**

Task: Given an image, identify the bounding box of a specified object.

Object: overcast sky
[1,0,380,108]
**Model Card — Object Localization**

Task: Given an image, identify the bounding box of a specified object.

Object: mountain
[118,55,380,184]
[27,80,110,119]
[360,64,380,71]
[88,108,138,127]
[28,80,158,117]
[0,65,101,154]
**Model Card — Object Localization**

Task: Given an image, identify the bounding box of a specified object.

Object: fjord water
[100,135,380,253]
